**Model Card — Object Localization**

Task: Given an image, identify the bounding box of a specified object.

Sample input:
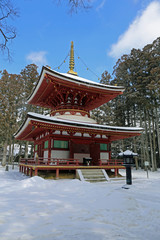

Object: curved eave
[14,113,143,142]
[27,66,125,108]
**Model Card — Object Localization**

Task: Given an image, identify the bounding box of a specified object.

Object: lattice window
[54,140,69,149]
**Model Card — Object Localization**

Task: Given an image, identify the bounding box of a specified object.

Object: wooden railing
[20,158,80,166]
[97,159,124,166]
[20,158,124,167]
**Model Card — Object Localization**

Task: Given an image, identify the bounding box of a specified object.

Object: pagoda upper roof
[14,112,143,142]
[27,66,125,111]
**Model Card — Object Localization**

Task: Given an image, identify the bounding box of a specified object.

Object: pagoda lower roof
[14,112,143,142]
[27,66,125,110]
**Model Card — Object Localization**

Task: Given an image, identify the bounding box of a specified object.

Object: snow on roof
[14,112,143,139]
[60,71,124,90]
[47,66,125,90]
[119,150,138,156]
[28,112,143,132]
[27,66,125,103]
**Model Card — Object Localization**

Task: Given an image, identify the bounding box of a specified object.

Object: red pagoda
[15,42,142,180]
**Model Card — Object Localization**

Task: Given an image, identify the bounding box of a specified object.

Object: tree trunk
[8,140,12,164]
[144,110,150,166]
[2,140,8,167]
[148,111,155,171]
[133,137,138,169]
[11,138,15,169]
[155,107,160,167]
[31,144,34,158]
[19,143,22,156]
[152,110,157,171]
[140,109,145,168]
[24,141,29,159]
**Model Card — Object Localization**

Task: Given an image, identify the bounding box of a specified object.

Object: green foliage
[0,64,42,162]
[1,37,160,170]
[19,64,41,122]
[0,70,23,143]
[92,37,160,170]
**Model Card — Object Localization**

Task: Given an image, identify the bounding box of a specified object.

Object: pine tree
[0,70,23,165]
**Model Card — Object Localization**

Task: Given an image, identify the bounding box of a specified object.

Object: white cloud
[26,51,47,67]
[96,0,106,11]
[109,1,160,59]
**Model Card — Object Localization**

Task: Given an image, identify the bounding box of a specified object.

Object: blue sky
[1,0,160,82]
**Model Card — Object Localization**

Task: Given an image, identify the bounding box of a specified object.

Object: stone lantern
[119,150,137,185]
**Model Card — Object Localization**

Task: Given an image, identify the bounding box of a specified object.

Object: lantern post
[119,150,137,185]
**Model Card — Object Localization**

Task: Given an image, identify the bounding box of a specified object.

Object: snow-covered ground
[0,166,160,240]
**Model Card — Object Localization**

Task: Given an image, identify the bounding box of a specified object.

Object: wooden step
[76,169,110,183]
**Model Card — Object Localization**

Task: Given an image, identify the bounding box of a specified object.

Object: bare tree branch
[69,0,91,10]
[55,0,91,13]
[0,0,18,60]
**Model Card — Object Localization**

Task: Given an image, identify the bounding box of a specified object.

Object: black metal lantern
[119,150,137,185]
[83,157,92,166]
[123,155,135,165]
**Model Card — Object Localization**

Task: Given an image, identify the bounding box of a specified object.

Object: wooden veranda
[19,158,125,179]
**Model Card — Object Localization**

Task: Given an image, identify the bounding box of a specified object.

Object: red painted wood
[28,70,123,111]
[35,168,38,176]
[114,168,118,177]
[48,138,51,159]
[56,168,59,179]
[90,143,100,165]
[30,168,33,177]
[15,118,141,142]
[27,167,29,176]
[20,157,124,166]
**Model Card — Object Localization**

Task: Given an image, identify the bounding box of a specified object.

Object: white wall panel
[43,150,48,163]
[100,152,109,160]
[51,150,70,159]
[74,153,90,163]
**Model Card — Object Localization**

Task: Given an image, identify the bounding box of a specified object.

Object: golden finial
[68,41,77,76]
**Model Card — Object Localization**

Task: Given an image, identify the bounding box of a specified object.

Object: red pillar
[27,167,29,176]
[56,168,59,179]
[48,138,51,164]
[30,168,33,177]
[115,168,118,177]
[69,140,74,158]
[35,168,38,176]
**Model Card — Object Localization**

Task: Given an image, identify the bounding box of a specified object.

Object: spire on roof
[68,41,77,76]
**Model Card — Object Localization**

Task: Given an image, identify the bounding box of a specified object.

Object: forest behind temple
[1,37,160,171]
